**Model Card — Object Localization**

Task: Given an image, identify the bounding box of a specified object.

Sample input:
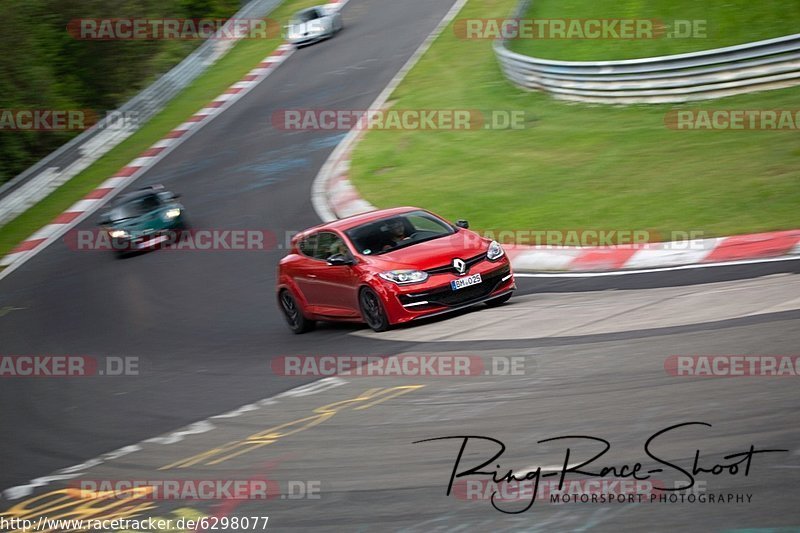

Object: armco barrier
[494,0,800,104]
[0,0,282,228]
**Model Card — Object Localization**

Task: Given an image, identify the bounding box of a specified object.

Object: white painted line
[514,253,800,277]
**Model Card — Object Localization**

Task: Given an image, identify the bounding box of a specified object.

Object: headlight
[487,240,505,261]
[109,230,129,239]
[379,270,428,285]
[164,208,181,219]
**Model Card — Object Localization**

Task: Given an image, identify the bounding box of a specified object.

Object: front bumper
[381,259,515,324]
[107,226,183,252]
[288,31,330,45]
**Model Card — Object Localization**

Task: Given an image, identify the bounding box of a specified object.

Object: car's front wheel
[359,287,390,332]
[485,292,512,307]
[279,289,315,334]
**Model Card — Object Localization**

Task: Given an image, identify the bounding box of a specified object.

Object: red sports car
[276,207,515,333]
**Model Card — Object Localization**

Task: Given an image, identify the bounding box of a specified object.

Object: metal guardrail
[494,0,800,104]
[0,0,282,227]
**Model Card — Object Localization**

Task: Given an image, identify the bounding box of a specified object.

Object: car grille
[425,252,487,275]
[399,264,511,309]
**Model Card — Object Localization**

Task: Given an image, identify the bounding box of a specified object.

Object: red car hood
[362,231,489,270]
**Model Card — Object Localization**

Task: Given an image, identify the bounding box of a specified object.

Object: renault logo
[452,258,467,276]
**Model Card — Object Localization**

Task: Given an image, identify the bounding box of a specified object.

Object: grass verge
[510,0,800,60]
[349,0,800,238]
[0,0,321,259]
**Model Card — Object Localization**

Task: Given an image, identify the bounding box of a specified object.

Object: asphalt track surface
[1,0,799,530]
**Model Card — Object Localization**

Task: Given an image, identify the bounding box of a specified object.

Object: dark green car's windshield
[108,195,160,222]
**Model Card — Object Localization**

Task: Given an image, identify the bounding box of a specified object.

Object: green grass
[349,0,800,239]
[0,0,322,258]
[510,0,800,60]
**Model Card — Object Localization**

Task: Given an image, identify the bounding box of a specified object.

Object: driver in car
[382,218,411,250]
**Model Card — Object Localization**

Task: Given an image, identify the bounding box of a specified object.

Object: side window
[298,233,318,258]
[314,232,347,261]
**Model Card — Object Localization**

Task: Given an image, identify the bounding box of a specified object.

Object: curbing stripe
[703,230,800,262]
[52,212,82,225]
[10,239,46,254]
[84,188,115,200]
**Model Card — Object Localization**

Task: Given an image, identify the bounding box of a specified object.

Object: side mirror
[172,192,181,199]
[98,213,111,225]
[327,253,354,266]
[456,219,469,229]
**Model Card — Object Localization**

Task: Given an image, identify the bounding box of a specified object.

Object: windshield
[291,9,320,24]
[345,210,455,255]
[107,195,159,222]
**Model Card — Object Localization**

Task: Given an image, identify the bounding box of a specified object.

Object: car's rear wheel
[485,292,512,307]
[279,289,315,334]
[359,287,390,332]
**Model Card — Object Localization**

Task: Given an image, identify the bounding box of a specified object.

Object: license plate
[451,273,482,291]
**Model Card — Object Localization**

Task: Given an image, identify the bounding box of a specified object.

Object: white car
[286,6,343,46]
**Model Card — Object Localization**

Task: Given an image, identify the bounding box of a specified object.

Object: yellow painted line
[0,306,24,318]
[162,385,424,469]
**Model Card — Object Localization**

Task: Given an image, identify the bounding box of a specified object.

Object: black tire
[279,289,315,334]
[485,292,512,307]
[114,242,133,259]
[359,287,390,332]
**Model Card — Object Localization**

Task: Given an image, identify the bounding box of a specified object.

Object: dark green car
[98,185,187,256]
